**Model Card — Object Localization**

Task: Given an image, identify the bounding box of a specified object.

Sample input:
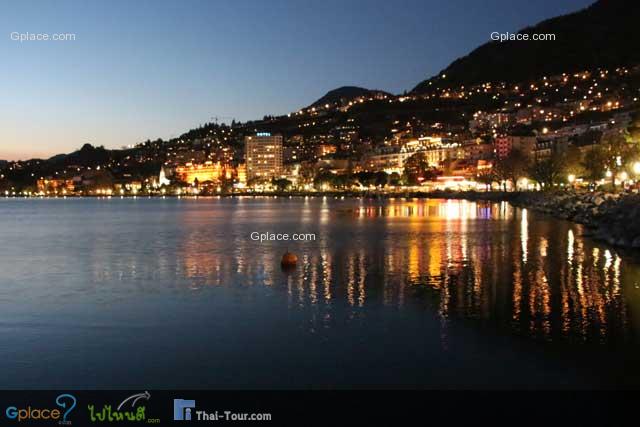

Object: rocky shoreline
[512,191,640,250]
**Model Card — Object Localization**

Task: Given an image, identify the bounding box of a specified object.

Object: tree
[582,146,607,185]
[313,171,335,190]
[298,163,316,185]
[564,145,585,179]
[403,152,437,185]
[627,111,640,143]
[272,178,292,192]
[528,156,565,189]
[220,177,235,194]
[247,176,269,189]
[389,172,402,186]
[374,171,389,188]
[476,168,495,191]
[354,172,377,187]
[0,177,13,194]
[494,149,529,191]
[600,132,640,190]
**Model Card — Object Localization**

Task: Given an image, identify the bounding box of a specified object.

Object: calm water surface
[1,197,640,389]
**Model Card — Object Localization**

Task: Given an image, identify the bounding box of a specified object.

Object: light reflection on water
[352,200,633,343]
[72,198,636,342]
[0,197,639,388]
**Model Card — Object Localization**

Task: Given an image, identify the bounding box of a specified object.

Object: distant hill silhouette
[412,0,640,92]
[48,143,112,167]
[309,86,390,108]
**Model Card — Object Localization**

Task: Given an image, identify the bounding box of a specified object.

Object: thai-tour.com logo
[174,399,196,421]
[5,393,76,424]
[173,399,272,422]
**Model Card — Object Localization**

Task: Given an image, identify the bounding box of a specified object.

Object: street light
[633,161,640,175]
[568,174,576,183]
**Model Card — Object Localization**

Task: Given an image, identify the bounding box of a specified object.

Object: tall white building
[245,133,283,181]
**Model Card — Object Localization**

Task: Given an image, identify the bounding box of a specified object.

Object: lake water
[1,197,639,389]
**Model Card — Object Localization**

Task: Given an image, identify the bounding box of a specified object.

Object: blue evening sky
[0,0,594,160]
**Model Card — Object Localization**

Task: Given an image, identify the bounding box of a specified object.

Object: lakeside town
[1,64,640,198]
[9,0,640,400]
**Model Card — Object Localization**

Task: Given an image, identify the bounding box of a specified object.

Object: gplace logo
[5,393,76,424]
[174,399,196,421]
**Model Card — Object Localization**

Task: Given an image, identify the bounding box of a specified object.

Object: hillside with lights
[2,0,640,196]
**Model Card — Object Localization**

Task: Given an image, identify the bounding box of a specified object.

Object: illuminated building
[333,124,358,142]
[421,143,463,167]
[36,178,75,194]
[534,137,570,159]
[362,151,414,175]
[283,163,301,185]
[245,133,283,181]
[283,146,300,163]
[114,181,142,193]
[236,164,247,185]
[462,139,493,161]
[493,136,536,159]
[362,137,461,174]
[315,144,337,158]
[315,157,350,174]
[175,161,224,184]
[158,167,171,186]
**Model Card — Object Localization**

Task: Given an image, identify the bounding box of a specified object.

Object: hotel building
[245,133,283,181]
[175,161,224,184]
[362,137,462,174]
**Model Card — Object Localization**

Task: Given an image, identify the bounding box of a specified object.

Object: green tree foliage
[494,149,529,191]
[528,145,584,189]
[298,163,316,184]
[600,132,640,190]
[475,168,495,191]
[271,178,292,192]
[389,172,402,186]
[627,111,640,142]
[353,171,389,188]
[313,171,355,190]
[581,146,607,185]
[564,145,585,178]
[403,152,437,185]
[375,171,389,187]
[313,171,334,190]
[247,176,270,188]
[528,156,566,189]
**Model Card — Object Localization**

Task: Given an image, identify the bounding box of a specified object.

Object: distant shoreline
[8,190,640,250]
[2,190,518,202]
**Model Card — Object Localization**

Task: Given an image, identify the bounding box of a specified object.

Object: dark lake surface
[1,197,639,389]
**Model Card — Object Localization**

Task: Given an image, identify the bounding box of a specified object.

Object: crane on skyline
[210,116,235,125]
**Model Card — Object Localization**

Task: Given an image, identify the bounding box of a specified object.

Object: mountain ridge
[412,0,640,92]
[308,86,390,108]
